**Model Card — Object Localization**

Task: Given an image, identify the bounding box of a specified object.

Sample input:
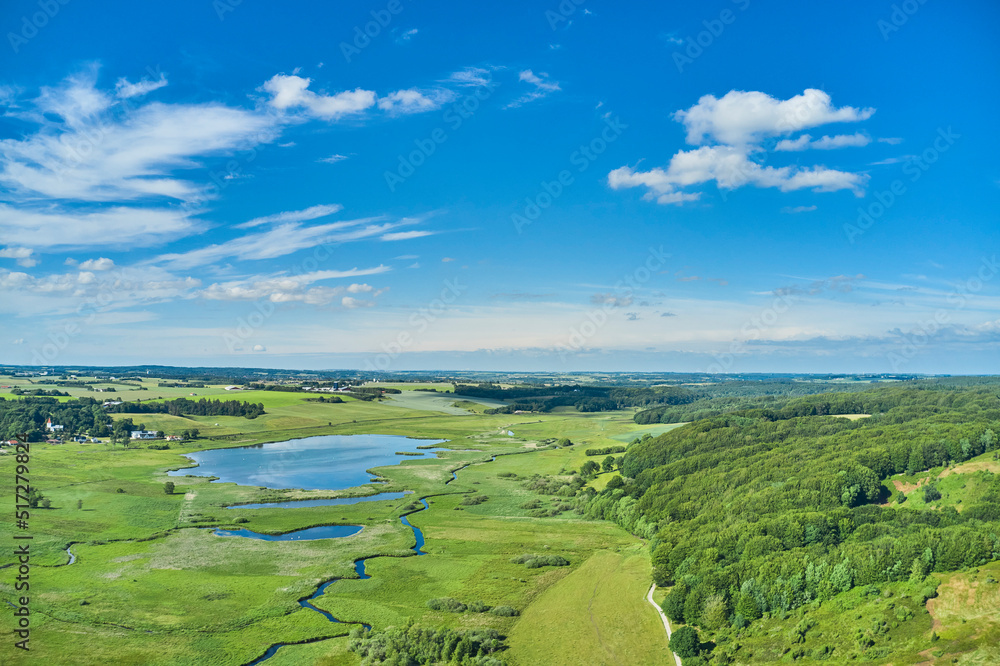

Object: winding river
[245,498,432,665]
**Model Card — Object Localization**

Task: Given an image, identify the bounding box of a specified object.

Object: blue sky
[1,0,998,373]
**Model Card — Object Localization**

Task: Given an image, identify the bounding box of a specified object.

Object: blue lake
[226,491,413,510]
[169,434,445,490]
[213,524,363,541]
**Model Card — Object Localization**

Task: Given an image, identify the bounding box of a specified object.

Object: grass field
[0,382,673,665]
[506,548,674,666]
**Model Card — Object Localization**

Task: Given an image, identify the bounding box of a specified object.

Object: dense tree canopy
[581,384,1000,636]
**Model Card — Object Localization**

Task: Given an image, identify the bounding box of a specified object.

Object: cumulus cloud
[0,265,202,315]
[676,89,874,146]
[505,70,560,109]
[609,88,873,204]
[78,257,115,270]
[259,73,376,120]
[0,247,38,267]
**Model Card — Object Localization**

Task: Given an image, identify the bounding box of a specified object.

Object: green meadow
[0,381,672,665]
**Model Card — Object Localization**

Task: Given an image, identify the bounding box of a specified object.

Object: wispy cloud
[237,204,343,229]
[505,70,560,109]
[114,72,168,99]
[775,132,870,151]
[154,216,399,269]
[381,230,435,241]
[377,88,455,115]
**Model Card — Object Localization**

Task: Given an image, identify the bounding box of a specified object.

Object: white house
[45,418,64,432]
[130,430,158,440]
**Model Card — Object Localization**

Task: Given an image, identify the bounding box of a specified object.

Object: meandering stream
[245,498,432,665]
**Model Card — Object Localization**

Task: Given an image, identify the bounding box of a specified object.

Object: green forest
[577,383,1000,662]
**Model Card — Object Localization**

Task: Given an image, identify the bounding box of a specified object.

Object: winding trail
[646,584,682,666]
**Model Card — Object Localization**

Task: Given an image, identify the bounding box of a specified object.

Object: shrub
[426,597,467,613]
[489,605,519,616]
[467,600,492,613]
[511,553,570,568]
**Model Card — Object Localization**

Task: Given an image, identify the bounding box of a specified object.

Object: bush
[923,485,942,502]
[511,553,570,568]
[426,597,467,613]
[467,600,492,613]
[460,494,489,506]
[489,605,519,616]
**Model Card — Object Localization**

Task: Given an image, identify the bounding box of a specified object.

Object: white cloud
[381,230,434,241]
[878,137,903,145]
[238,203,343,229]
[609,145,867,203]
[782,205,818,214]
[444,67,495,87]
[114,73,168,99]
[1,72,274,205]
[318,154,348,164]
[0,204,199,249]
[199,270,387,307]
[609,88,873,205]
[377,88,454,115]
[259,74,376,120]
[0,247,34,259]
[775,132,870,151]
[155,217,403,269]
[342,296,375,309]
[252,344,267,352]
[0,265,202,316]
[78,257,115,270]
[676,88,874,146]
[870,156,913,166]
[396,28,418,42]
[505,70,560,109]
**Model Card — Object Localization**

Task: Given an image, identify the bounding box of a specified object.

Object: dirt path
[646,584,682,666]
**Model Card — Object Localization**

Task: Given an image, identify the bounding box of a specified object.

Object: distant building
[45,418,64,432]
[130,430,158,440]
[223,385,241,391]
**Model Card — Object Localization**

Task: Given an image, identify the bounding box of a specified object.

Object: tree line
[103,398,265,419]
